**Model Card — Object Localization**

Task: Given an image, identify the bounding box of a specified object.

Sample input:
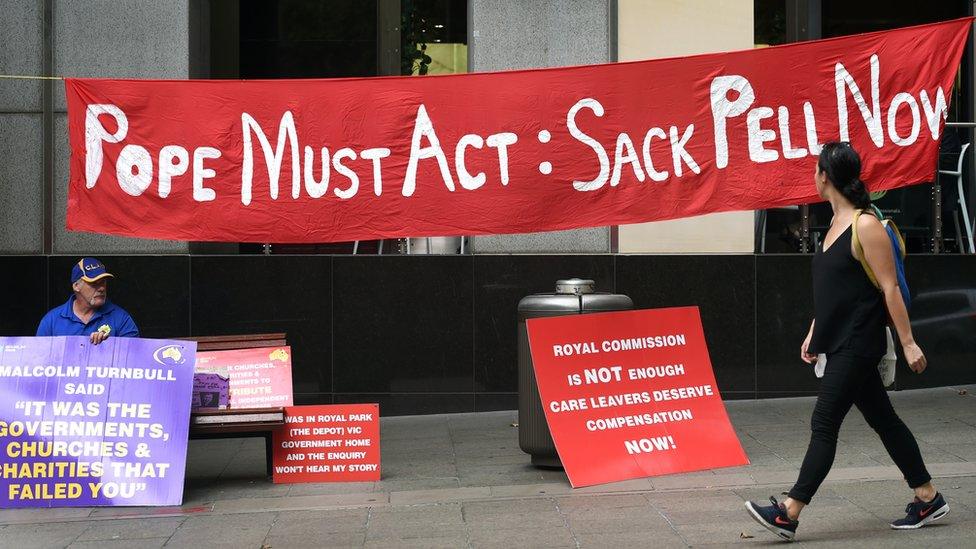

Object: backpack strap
[851,209,882,290]
[883,218,907,260]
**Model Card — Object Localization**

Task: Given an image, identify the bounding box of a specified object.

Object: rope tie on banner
[0,75,65,80]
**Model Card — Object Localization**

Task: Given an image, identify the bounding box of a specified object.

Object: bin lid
[581,293,634,311]
[555,278,595,295]
[517,294,582,314]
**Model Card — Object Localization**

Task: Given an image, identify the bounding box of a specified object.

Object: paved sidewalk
[2,386,975,548]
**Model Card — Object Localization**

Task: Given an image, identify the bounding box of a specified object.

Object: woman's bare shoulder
[856,211,884,233]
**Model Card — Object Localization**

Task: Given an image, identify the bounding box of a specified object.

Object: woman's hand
[801,333,816,364]
[904,342,927,374]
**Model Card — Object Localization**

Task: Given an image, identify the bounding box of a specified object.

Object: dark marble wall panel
[1,256,48,336]
[755,255,819,395]
[475,393,518,412]
[294,393,334,406]
[898,255,976,389]
[473,255,614,393]
[615,255,757,397]
[334,393,475,416]
[191,256,332,394]
[721,391,759,401]
[16,252,973,416]
[332,257,474,394]
[48,255,190,339]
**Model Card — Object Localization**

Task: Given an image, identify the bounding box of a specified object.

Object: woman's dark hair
[817,141,871,209]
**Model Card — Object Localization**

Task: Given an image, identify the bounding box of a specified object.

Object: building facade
[2,0,974,414]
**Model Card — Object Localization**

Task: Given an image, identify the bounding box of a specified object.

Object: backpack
[851,206,911,311]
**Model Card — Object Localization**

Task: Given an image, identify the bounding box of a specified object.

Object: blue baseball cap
[71,258,114,284]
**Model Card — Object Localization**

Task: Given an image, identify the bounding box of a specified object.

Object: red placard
[65,19,971,243]
[194,346,294,409]
[526,307,748,487]
[272,404,380,484]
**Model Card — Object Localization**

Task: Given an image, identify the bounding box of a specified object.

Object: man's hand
[89,331,110,345]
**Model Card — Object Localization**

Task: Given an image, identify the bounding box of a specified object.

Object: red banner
[272,404,380,484]
[194,346,294,409]
[526,307,748,487]
[66,19,971,243]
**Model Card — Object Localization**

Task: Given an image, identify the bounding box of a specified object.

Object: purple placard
[192,373,230,409]
[0,336,195,508]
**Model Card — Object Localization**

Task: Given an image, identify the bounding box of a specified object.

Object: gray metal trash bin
[517,279,633,467]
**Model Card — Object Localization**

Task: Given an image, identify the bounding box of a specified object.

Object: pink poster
[194,346,294,408]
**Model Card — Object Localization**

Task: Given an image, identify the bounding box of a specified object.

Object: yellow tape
[0,74,64,80]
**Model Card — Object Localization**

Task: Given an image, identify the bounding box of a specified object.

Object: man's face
[74,279,108,308]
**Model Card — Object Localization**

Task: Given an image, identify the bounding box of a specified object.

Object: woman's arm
[856,215,927,373]
[801,319,816,364]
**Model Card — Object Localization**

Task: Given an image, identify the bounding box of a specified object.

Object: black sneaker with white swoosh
[744,496,798,542]
[891,492,950,529]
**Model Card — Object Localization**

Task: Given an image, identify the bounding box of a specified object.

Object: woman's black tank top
[808,224,887,358]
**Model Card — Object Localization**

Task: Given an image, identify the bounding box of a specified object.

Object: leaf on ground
[740,532,755,539]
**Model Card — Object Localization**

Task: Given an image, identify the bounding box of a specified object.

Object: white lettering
[836,55,883,147]
[361,147,391,196]
[241,111,300,205]
[303,146,329,198]
[402,104,455,197]
[641,127,669,182]
[778,106,807,159]
[332,148,359,199]
[610,133,645,186]
[670,124,700,176]
[710,75,755,169]
[803,102,823,155]
[455,134,486,190]
[920,88,948,140]
[115,144,152,196]
[158,145,189,198]
[193,147,220,202]
[567,98,609,191]
[485,132,518,186]
[747,107,779,163]
[85,104,128,189]
[887,92,921,147]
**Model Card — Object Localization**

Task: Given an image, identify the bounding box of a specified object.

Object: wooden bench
[181,333,289,476]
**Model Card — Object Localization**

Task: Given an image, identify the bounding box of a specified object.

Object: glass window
[401,0,468,76]
[755,0,973,254]
[754,0,786,48]
[211,0,468,254]
[240,0,379,79]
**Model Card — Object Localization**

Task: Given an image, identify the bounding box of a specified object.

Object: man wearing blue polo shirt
[36,258,139,345]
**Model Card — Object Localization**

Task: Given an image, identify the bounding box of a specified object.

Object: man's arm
[117,312,140,338]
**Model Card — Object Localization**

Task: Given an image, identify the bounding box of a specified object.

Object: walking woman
[745,142,948,541]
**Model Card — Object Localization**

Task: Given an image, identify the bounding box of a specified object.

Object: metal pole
[787,0,819,255]
[933,182,943,253]
[800,205,811,253]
